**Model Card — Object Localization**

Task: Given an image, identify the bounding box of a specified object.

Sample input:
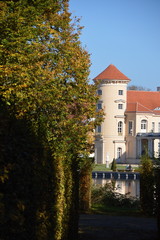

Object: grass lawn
[93,164,140,172]
[91,203,142,217]
[93,164,110,171]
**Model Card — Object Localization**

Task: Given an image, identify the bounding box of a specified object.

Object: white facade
[95,80,128,164]
[94,64,160,165]
[126,112,160,161]
[93,178,140,198]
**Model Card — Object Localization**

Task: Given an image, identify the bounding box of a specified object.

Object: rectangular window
[128,121,133,135]
[141,120,147,130]
[118,104,123,109]
[118,121,123,135]
[158,122,160,132]
[97,89,102,95]
[118,90,123,95]
[97,103,102,110]
[152,122,155,132]
[97,125,101,133]
[117,147,122,158]
[158,142,160,158]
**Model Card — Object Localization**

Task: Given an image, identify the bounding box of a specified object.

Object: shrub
[111,159,117,171]
[140,153,155,215]
[91,184,139,209]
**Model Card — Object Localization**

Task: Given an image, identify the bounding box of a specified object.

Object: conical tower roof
[94,64,130,81]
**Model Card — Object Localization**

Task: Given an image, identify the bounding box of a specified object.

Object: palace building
[94,64,160,165]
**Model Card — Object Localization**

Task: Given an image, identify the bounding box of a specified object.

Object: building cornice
[101,79,130,85]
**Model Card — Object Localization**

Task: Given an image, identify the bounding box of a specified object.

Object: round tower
[94,64,130,165]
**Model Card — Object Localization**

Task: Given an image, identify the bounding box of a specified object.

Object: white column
[102,140,104,164]
[95,147,97,164]
[106,152,110,168]
[137,139,141,158]
[148,139,154,158]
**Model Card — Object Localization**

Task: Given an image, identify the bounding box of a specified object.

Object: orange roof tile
[126,91,160,114]
[94,64,130,81]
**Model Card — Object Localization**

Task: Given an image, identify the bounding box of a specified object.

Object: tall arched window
[117,147,122,159]
[118,121,123,135]
[141,119,147,132]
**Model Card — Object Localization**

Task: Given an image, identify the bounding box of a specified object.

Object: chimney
[157,87,160,92]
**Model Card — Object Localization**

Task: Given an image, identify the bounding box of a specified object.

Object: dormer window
[154,107,160,110]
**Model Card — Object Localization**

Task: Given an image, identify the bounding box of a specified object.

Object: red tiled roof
[94,64,130,81]
[126,91,160,114]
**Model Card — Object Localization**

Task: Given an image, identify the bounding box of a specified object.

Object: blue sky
[69,0,160,90]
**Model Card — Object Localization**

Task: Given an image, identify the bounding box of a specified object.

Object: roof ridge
[136,102,153,113]
[127,90,160,93]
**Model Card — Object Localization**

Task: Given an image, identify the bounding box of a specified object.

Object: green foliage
[79,157,94,212]
[0,1,103,240]
[0,101,50,240]
[111,159,117,171]
[91,184,140,209]
[93,164,109,171]
[140,153,160,231]
[140,153,155,216]
[140,153,154,174]
[155,169,160,236]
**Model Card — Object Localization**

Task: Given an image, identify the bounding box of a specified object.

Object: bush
[91,184,139,209]
[155,169,160,236]
[111,159,117,171]
[140,153,155,215]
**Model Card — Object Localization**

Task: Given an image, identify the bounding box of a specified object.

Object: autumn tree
[0,1,101,240]
[127,85,151,91]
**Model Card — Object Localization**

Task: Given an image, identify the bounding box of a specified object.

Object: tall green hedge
[140,153,155,216]
[0,1,102,239]
[155,168,160,237]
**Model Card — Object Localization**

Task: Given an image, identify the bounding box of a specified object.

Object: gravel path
[79,214,158,240]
